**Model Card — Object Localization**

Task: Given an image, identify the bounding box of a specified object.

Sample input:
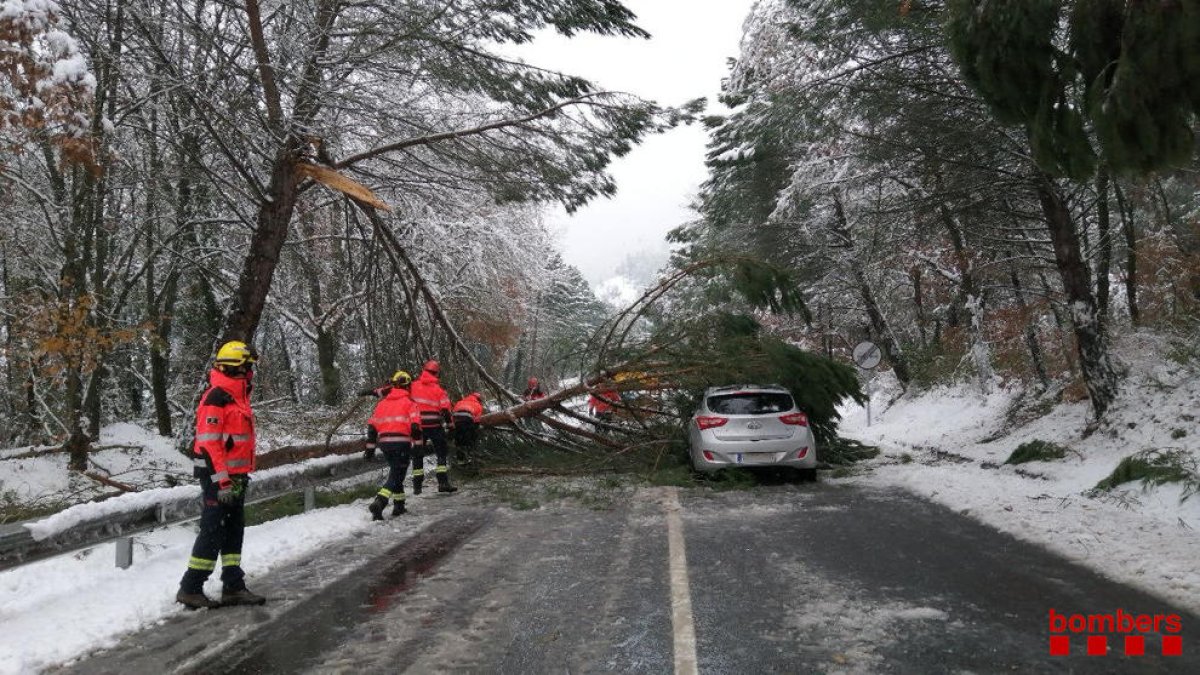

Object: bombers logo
[1049,609,1183,656]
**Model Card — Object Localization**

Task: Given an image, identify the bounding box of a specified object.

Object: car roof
[704,384,790,395]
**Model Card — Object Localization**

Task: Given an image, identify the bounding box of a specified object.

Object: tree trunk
[832,193,911,387]
[299,211,342,405]
[219,148,303,343]
[910,267,927,346]
[1008,257,1049,388]
[1035,173,1118,419]
[855,269,912,387]
[316,328,341,405]
[1095,170,1112,332]
[277,322,300,403]
[939,204,991,392]
[149,270,179,437]
[1113,180,1139,325]
[0,239,14,435]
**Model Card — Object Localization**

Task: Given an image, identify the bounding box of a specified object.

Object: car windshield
[706,392,794,415]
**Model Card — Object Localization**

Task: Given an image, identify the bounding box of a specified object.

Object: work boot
[412,476,423,495]
[368,495,387,521]
[391,500,407,517]
[176,589,220,610]
[436,472,458,494]
[221,587,267,606]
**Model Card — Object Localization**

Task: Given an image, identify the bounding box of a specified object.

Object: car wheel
[798,468,818,483]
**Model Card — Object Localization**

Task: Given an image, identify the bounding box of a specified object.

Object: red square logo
[1049,635,1070,656]
[1124,635,1145,656]
[1087,635,1107,656]
[1163,635,1182,656]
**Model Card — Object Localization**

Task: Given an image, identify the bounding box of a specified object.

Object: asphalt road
[61,481,1199,674]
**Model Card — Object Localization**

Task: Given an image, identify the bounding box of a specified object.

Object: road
[62,481,1198,674]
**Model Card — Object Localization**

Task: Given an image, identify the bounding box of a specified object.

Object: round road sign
[853,341,882,370]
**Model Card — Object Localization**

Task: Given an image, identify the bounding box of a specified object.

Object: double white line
[664,487,699,675]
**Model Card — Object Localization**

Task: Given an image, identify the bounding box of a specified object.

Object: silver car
[687,385,817,480]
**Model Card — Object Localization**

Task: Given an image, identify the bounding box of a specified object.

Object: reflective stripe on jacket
[452,394,483,422]
[368,387,421,443]
[193,368,256,481]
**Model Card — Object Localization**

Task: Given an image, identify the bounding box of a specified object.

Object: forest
[1,0,1198,486]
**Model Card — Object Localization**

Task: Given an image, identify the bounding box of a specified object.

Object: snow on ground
[0,502,386,675]
[0,423,186,510]
[837,331,1200,613]
[0,414,363,519]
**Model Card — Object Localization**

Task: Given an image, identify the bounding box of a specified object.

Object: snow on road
[838,331,1200,614]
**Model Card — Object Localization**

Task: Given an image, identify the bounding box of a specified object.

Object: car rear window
[706,392,794,415]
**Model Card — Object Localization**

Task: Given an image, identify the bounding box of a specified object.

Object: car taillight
[796,447,808,459]
[780,412,808,426]
[702,450,715,461]
[696,416,728,430]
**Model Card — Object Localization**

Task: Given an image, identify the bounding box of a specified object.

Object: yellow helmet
[390,370,412,387]
[215,341,257,367]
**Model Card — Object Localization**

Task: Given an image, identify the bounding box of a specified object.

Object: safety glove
[217,479,237,506]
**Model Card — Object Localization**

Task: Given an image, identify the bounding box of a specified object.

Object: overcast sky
[517,0,756,285]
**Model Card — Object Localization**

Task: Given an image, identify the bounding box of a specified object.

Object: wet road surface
[62,481,1199,673]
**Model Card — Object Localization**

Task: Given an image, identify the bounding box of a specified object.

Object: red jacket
[453,393,483,422]
[410,371,451,428]
[589,389,620,415]
[367,387,421,447]
[193,368,256,484]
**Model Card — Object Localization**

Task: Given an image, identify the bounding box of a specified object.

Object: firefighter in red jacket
[410,360,457,493]
[588,388,621,423]
[521,377,546,402]
[452,391,484,450]
[177,341,266,609]
[365,371,422,519]
[521,377,546,431]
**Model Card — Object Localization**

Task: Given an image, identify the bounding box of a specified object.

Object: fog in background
[517,0,755,288]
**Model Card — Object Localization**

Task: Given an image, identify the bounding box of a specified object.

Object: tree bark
[219,148,303,343]
[1035,172,1117,419]
[1007,257,1049,388]
[910,267,927,346]
[939,203,991,392]
[1113,180,1139,326]
[832,193,911,387]
[1094,170,1113,332]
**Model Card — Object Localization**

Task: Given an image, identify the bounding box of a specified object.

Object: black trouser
[180,472,247,593]
[378,442,411,501]
[412,425,448,480]
[452,416,477,447]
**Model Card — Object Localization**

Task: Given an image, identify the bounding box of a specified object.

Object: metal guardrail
[0,455,385,572]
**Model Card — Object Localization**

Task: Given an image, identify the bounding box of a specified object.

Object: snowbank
[837,332,1200,612]
[0,504,384,674]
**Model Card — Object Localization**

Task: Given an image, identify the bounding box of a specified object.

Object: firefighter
[452,391,484,457]
[410,360,457,494]
[176,341,266,610]
[365,371,421,520]
[521,377,546,402]
[588,388,621,423]
[521,377,546,431]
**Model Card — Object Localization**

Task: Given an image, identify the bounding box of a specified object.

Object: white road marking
[664,487,699,675]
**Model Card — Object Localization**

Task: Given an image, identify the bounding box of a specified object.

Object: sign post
[852,341,882,427]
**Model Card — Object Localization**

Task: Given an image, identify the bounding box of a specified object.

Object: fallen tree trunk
[256,439,364,471]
